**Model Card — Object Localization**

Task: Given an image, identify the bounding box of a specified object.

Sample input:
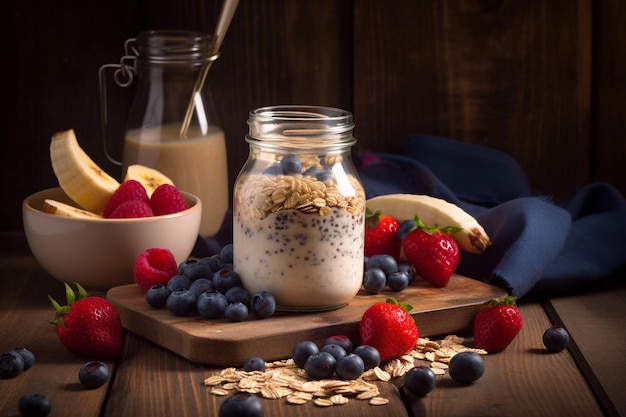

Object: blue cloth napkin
[196,133,626,299]
[355,134,626,298]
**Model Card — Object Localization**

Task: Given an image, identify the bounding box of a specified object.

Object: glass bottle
[104,30,229,238]
[233,105,366,311]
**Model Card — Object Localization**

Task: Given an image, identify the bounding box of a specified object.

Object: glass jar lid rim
[246,105,355,147]
[135,30,217,63]
[249,105,353,123]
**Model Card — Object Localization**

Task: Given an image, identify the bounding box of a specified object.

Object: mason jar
[100,30,229,238]
[233,105,365,311]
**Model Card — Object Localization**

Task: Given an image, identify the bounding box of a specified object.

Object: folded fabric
[196,133,626,299]
[355,134,626,298]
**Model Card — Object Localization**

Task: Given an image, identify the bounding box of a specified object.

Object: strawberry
[364,208,401,259]
[473,296,523,353]
[103,179,150,218]
[49,283,123,359]
[401,216,461,287]
[359,298,419,362]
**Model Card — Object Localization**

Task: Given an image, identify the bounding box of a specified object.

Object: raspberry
[133,248,178,292]
[108,200,154,219]
[103,180,149,218]
[150,184,188,215]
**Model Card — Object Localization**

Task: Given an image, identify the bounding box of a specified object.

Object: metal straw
[179,0,239,138]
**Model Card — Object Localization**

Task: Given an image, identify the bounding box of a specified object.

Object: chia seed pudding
[233,172,365,311]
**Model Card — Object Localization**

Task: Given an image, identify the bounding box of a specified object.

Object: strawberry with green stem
[473,296,523,353]
[402,216,461,287]
[49,283,123,359]
[364,208,401,259]
[359,298,419,362]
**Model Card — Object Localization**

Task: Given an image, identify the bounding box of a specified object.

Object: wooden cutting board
[106,274,506,367]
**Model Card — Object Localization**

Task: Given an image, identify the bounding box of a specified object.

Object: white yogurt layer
[233,207,364,310]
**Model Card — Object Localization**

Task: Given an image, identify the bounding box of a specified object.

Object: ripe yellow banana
[366,194,491,254]
[50,129,120,215]
[124,164,174,197]
[43,199,103,219]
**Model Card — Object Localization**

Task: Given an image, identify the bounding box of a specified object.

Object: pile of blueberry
[362,254,416,294]
[0,348,35,380]
[292,335,381,380]
[145,244,277,322]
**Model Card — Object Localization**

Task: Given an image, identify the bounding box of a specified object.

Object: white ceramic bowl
[23,187,201,291]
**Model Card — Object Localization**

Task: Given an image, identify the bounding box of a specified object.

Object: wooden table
[1,232,624,417]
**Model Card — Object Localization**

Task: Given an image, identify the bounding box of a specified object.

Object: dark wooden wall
[1,0,624,232]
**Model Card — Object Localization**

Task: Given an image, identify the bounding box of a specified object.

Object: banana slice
[366,194,491,254]
[124,164,175,197]
[43,199,103,219]
[50,129,120,215]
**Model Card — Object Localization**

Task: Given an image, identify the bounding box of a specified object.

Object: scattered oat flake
[313,398,334,407]
[369,397,390,406]
[204,335,486,407]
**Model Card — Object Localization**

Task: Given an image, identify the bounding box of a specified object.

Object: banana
[124,164,174,197]
[43,199,103,219]
[366,194,491,254]
[50,129,120,215]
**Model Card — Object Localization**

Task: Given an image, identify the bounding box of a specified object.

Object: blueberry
[366,254,398,276]
[353,345,381,371]
[404,366,436,396]
[18,393,51,417]
[324,335,354,353]
[387,270,410,292]
[320,344,347,361]
[303,166,333,182]
[225,286,251,306]
[0,350,25,378]
[219,244,234,264]
[279,154,302,174]
[197,291,229,319]
[212,269,242,294]
[183,262,214,281]
[335,353,365,380]
[448,351,485,384]
[303,352,336,380]
[362,267,387,294]
[13,348,35,371]
[243,356,266,372]
[250,291,276,319]
[543,327,570,353]
[219,392,264,417]
[262,164,283,176]
[146,284,171,308]
[166,274,192,292]
[78,361,109,389]
[177,259,197,275]
[225,302,249,322]
[188,278,214,298]
[398,219,416,240]
[398,263,416,284]
[166,289,197,316]
[292,341,319,368]
[199,256,222,273]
